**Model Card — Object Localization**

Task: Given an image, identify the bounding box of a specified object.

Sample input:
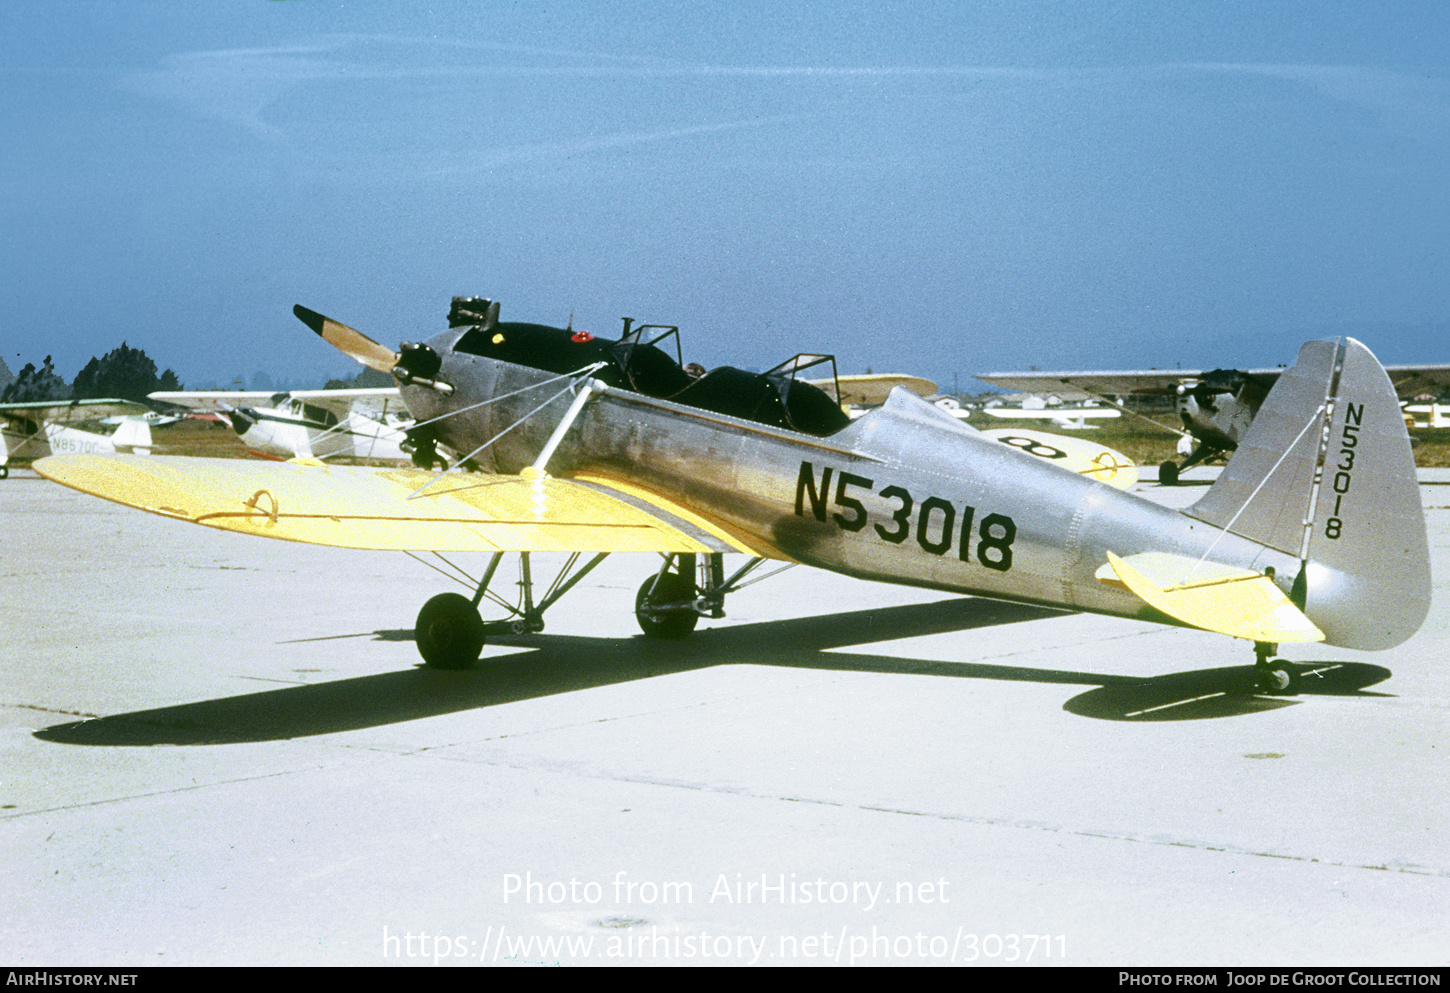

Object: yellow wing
[1097,551,1324,643]
[34,454,769,556]
[819,374,938,407]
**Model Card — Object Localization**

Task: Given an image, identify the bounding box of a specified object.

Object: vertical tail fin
[110,417,153,454]
[1186,338,1429,649]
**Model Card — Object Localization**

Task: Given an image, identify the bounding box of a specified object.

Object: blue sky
[4,1,1448,391]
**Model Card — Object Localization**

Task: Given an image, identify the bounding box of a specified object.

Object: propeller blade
[293,305,400,375]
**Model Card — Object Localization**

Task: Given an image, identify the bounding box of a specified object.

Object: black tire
[415,593,485,669]
[635,573,699,639]
[0,464,8,480]
[1158,460,1179,486]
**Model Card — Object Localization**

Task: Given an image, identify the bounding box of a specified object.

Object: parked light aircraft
[37,299,1429,696]
[977,362,1450,484]
[980,402,1122,431]
[823,374,938,408]
[150,388,409,461]
[1404,403,1450,429]
[0,398,155,479]
[838,389,1136,484]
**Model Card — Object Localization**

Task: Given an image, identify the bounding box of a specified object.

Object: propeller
[293,304,399,374]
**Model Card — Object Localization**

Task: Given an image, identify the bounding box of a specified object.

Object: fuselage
[1174,372,1273,453]
[2,421,142,460]
[229,401,408,460]
[401,327,1316,633]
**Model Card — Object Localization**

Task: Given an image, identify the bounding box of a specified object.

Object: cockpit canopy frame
[449,305,850,437]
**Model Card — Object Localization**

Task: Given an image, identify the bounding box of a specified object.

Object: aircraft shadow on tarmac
[33,598,1394,745]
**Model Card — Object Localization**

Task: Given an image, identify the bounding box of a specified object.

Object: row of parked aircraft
[8,326,1447,490]
[0,399,163,479]
[979,360,1450,484]
[0,386,413,476]
[28,296,1445,700]
[10,363,1446,481]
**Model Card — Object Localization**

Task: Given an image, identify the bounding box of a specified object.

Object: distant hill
[323,367,394,390]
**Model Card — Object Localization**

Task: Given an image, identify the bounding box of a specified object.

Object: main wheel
[0,464,8,480]
[1158,460,1179,486]
[635,573,699,639]
[415,592,485,669]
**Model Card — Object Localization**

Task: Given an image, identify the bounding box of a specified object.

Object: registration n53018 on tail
[36,298,1430,694]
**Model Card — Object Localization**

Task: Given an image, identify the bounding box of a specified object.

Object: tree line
[1,344,183,405]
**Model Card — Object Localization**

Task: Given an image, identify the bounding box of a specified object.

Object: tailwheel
[635,569,699,640]
[1252,641,1296,695]
[1257,665,1295,695]
[415,592,485,669]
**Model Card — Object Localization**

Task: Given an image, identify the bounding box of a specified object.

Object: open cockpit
[445,297,851,437]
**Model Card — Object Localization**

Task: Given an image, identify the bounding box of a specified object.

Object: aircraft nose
[396,341,442,380]
[230,409,257,435]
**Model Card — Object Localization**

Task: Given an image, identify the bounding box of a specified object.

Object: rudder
[1186,338,1428,650]
[111,417,153,454]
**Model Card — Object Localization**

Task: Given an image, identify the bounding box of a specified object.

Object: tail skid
[1184,338,1429,650]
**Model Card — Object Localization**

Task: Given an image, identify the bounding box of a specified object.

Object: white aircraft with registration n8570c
[36,297,1430,696]
[1,398,156,479]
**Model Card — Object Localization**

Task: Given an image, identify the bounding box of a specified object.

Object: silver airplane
[977,361,1450,484]
[36,297,1430,697]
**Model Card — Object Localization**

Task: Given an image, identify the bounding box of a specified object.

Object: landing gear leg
[1253,640,1295,695]
[411,550,610,667]
[635,554,700,639]
[634,553,794,639]
[1159,442,1222,487]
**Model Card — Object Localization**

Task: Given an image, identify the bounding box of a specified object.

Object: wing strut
[530,379,599,474]
[1177,399,1329,588]
[405,549,611,657]
[407,362,607,499]
[1,418,48,466]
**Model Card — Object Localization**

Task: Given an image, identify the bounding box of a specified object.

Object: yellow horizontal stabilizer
[34,454,756,555]
[1098,551,1324,643]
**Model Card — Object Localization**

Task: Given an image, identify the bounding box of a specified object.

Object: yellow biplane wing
[812,374,938,407]
[980,427,1138,490]
[34,454,772,557]
[1097,550,1324,643]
